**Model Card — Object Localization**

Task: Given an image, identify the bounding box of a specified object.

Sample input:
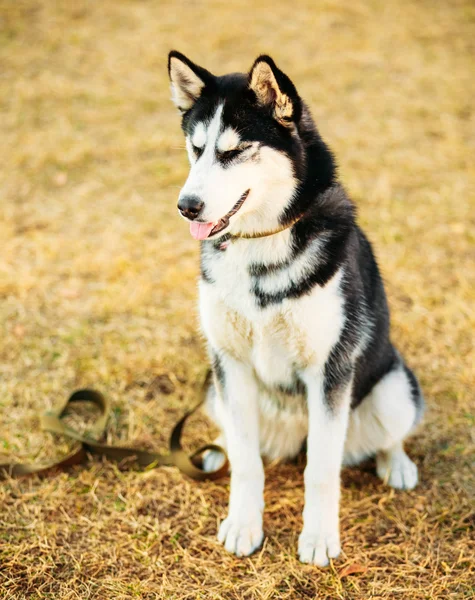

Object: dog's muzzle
[188,189,250,240]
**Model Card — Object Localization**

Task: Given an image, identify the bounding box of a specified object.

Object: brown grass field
[1,0,474,598]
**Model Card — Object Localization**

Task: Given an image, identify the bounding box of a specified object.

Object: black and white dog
[168,51,424,566]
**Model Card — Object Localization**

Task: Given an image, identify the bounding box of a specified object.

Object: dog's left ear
[249,56,300,126]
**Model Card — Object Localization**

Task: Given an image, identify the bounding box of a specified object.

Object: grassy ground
[1,0,474,598]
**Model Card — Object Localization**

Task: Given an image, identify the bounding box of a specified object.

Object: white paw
[377,450,418,490]
[218,514,264,557]
[202,449,227,473]
[298,529,341,567]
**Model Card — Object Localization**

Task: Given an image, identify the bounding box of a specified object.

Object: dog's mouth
[189,190,250,241]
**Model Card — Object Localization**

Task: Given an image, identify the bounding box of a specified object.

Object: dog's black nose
[177,195,204,220]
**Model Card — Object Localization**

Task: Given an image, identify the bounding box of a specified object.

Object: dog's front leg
[215,355,264,557]
[298,370,352,566]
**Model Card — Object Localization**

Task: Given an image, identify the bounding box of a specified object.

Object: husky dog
[167,51,424,566]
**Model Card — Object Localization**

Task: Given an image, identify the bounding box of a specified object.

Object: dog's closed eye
[192,144,204,158]
[218,144,252,162]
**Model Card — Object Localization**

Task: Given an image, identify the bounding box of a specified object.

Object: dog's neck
[229,212,305,242]
[211,212,302,256]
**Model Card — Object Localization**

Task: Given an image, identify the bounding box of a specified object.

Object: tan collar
[229,213,304,241]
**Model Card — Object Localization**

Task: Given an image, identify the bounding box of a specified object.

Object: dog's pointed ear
[249,55,300,126]
[168,51,214,112]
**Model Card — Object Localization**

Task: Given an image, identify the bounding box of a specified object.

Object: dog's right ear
[168,51,214,113]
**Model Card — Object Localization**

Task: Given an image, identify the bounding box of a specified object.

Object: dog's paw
[202,449,227,473]
[298,529,341,567]
[218,514,264,557]
[377,450,418,490]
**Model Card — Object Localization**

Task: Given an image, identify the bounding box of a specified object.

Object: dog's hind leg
[202,381,228,473]
[202,434,227,473]
[344,359,424,490]
[376,441,418,490]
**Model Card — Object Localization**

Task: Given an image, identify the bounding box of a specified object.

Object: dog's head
[168,52,328,240]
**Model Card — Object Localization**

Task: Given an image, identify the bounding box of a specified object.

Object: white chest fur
[199,236,345,390]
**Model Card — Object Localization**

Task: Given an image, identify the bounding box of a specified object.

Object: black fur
[277,375,307,398]
[200,251,214,284]
[403,362,425,424]
[251,189,355,309]
[211,351,226,391]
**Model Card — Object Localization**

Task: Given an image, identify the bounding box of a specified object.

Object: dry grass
[1,0,474,598]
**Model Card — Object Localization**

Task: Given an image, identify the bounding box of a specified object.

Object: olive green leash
[0,373,228,482]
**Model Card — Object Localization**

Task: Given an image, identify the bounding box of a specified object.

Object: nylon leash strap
[0,372,228,482]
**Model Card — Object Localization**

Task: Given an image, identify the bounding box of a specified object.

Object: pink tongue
[189,221,215,240]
